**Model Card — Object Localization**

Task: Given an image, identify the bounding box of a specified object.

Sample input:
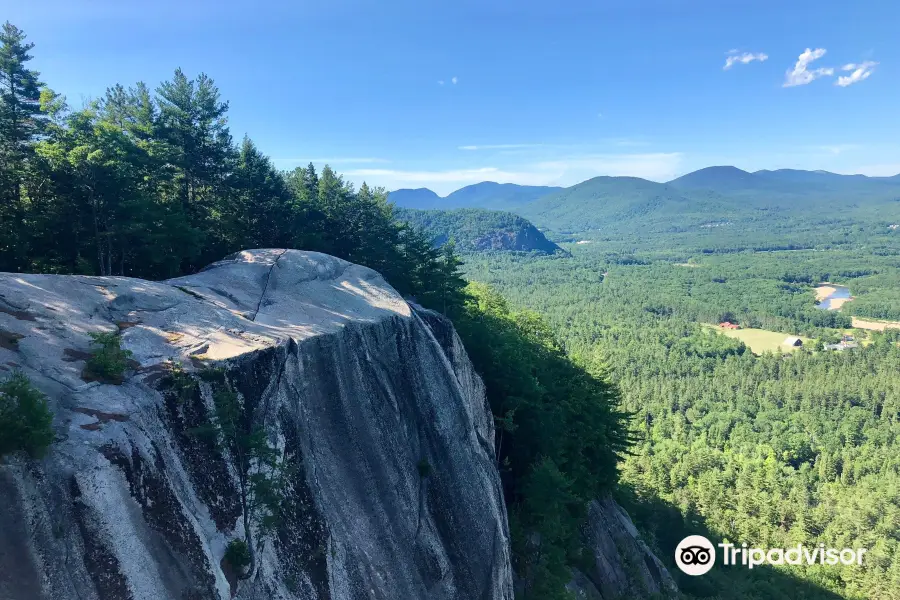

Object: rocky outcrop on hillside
[569,497,679,599]
[468,225,561,253]
[393,207,564,254]
[0,249,512,600]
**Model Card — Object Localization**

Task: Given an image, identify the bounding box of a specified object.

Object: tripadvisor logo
[675,535,716,575]
[675,536,867,576]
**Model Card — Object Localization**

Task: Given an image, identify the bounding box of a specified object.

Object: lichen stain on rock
[275,406,331,600]
[100,442,218,599]
[0,328,24,351]
[70,476,135,600]
[158,371,241,532]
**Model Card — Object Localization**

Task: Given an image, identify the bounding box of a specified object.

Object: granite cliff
[0,249,674,600]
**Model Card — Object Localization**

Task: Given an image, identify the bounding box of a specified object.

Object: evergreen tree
[156,69,234,269]
[0,22,45,271]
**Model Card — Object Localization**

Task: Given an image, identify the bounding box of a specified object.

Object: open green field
[703,324,810,354]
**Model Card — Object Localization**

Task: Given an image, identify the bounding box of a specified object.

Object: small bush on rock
[0,372,54,460]
[224,538,251,574]
[84,332,133,384]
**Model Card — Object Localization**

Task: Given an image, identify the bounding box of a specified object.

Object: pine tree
[0,22,45,271]
[227,136,294,250]
[0,22,44,163]
[303,162,318,202]
[156,69,234,269]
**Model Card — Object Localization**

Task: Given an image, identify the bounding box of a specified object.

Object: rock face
[393,207,563,255]
[0,249,513,600]
[569,497,679,599]
[468,225,560,254]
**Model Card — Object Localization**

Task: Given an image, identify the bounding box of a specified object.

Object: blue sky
[7,0,900,194]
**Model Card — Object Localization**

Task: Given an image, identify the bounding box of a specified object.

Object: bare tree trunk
[90,189,106,276]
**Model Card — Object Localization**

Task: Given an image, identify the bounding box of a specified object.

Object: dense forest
[463,236,900,599]
[0,21,463,309]
[0,22,629,599]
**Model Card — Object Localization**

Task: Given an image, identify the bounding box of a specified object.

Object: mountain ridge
[390,167,900,202]
[389,181,562,210]
[388,167,900,234]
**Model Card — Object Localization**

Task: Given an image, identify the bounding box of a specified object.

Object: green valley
[449,174,900,600]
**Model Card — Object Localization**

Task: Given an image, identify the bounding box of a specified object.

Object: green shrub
[84,331,133,384]
[167,363,198,403]
[224,538,251,573]
[0,372,54,460]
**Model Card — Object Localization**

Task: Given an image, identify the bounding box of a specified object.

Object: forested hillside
[670,166,900,204]
[462,225,900,599]
[394,207,562,254]
[516,175,727,233]
[389,168,900,238]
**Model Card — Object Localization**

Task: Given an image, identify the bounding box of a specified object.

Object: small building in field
[824,341,859,351]
[783,336,803,347]
[719,321,741,330]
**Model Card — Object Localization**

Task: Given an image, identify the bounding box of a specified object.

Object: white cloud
[836,61,878,87]
[438,80,445,86]
[783,48,834,87]
[723,51,768,70]
[451,76,458,85]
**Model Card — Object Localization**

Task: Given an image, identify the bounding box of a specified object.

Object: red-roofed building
[719,321,741,330]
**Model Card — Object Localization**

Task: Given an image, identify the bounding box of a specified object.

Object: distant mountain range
[669,166,900,200]
[389,182,562,211]
[389,167,900,234]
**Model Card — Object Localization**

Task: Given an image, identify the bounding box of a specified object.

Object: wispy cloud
[783,48,834,87]
[345,153,683,194]
[458,143,544,151]
[724,50,768,70]
[836,61,878,87]
[451,76,458,85]
[273,157,389,166]
[607,137,651,148]
[438,80,445,86]
[535,153,683,181]
[346,167,551,186]
[812,144,860,155]
[459,140,650,152]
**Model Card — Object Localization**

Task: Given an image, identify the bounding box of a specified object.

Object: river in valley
[815,284,852,310]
